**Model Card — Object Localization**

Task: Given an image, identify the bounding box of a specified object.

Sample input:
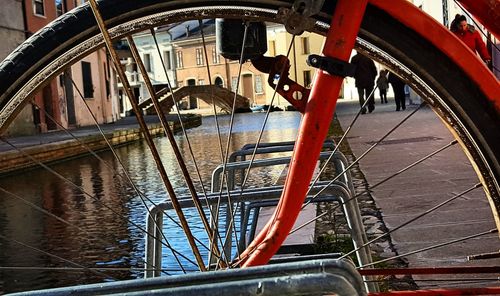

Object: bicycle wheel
[0,0,498,293]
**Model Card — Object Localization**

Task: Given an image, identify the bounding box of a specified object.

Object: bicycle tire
[1,0,497,191]
[0,0,498,290]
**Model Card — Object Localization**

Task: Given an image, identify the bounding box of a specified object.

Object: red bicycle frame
[239,0,500,268]
[240,0,369,266]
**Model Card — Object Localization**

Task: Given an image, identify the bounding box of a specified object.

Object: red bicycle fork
[240,0,369,267]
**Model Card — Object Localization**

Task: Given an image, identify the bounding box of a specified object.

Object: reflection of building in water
[0,174,49,292]
[0,154,138,292]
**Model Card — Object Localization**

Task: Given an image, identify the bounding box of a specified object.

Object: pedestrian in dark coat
[350,52,377,114]
[388,72,406,111]
[376,69,389,104]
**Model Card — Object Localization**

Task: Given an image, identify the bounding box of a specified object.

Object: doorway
[63,69,76,125]
[187,79,197,109]
[242,74,254,106]
[214,76,224,87]
[42,84,57,131]
[242,74,254,105]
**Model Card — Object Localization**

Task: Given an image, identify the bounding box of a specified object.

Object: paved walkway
[335,98,499,287]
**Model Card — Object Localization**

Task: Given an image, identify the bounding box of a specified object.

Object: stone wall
[0,115,202,175]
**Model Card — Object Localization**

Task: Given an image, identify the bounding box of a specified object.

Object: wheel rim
[0,2,498,293]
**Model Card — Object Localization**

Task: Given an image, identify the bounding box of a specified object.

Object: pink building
[5,0,119,136]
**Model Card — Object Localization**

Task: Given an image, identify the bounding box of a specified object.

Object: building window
[255,75,263,94]
[303,70,312,88]
[231,77,239,93]
[33,0,45,16]
[212,47,220,64]
[196,48,203,66]
[144,53,152,72]
[55,0,64,16]
[74,0,86,7]
[163,51,172,70]
[176,51,183,68]
[81,61,94,98]
[301,37,310,54]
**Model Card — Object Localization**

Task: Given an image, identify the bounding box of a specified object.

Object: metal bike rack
[211,151,342,192]
[144,141,374,292]
[209,143,352,263]
[239,182,373,285]
[214,140,342,192]
[210,141,369,263]
[145,183,338,278]
[15,259,366,296]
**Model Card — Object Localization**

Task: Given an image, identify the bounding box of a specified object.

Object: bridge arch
[140,85,251,114]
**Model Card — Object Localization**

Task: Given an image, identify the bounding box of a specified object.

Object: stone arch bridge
[139,85,251,114]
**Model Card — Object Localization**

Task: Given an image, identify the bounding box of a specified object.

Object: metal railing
[12,259,366,295]
[144,141,374,292]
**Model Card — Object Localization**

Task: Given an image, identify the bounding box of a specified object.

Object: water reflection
[0,112,301,293]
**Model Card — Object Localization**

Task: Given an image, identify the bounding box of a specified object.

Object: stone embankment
[0,114,201,175]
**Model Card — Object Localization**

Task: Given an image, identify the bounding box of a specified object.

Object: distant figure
[450,14,491,65]
[351,52,377,114]
[376,69,389,104]
[388,72,406,111]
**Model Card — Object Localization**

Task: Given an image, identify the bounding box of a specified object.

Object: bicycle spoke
[224,34,300,264]
[304,71,388,203]
[359,228,498,268]
[307,102,425,206]
[0,136,199,271]
[34,26,228,273]
[195,22,232,266]
[128,35,228,268]
[148,26,231,268]
[88,0,207,271]
[238,35,297,193]
[289,139,460,235]
[69,74,196,272]
[130,33,212,236]
[340,183,482,261]
[214,21,251,266]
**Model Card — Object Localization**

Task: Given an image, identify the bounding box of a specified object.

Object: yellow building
[264,24,352,109]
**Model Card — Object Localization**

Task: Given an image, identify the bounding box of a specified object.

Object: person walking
[376,69,389,104]
[351,51,377,114]
[388,72,406,111]
[450,14,491,65]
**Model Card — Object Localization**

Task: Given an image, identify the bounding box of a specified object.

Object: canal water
[0,111,301,293]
